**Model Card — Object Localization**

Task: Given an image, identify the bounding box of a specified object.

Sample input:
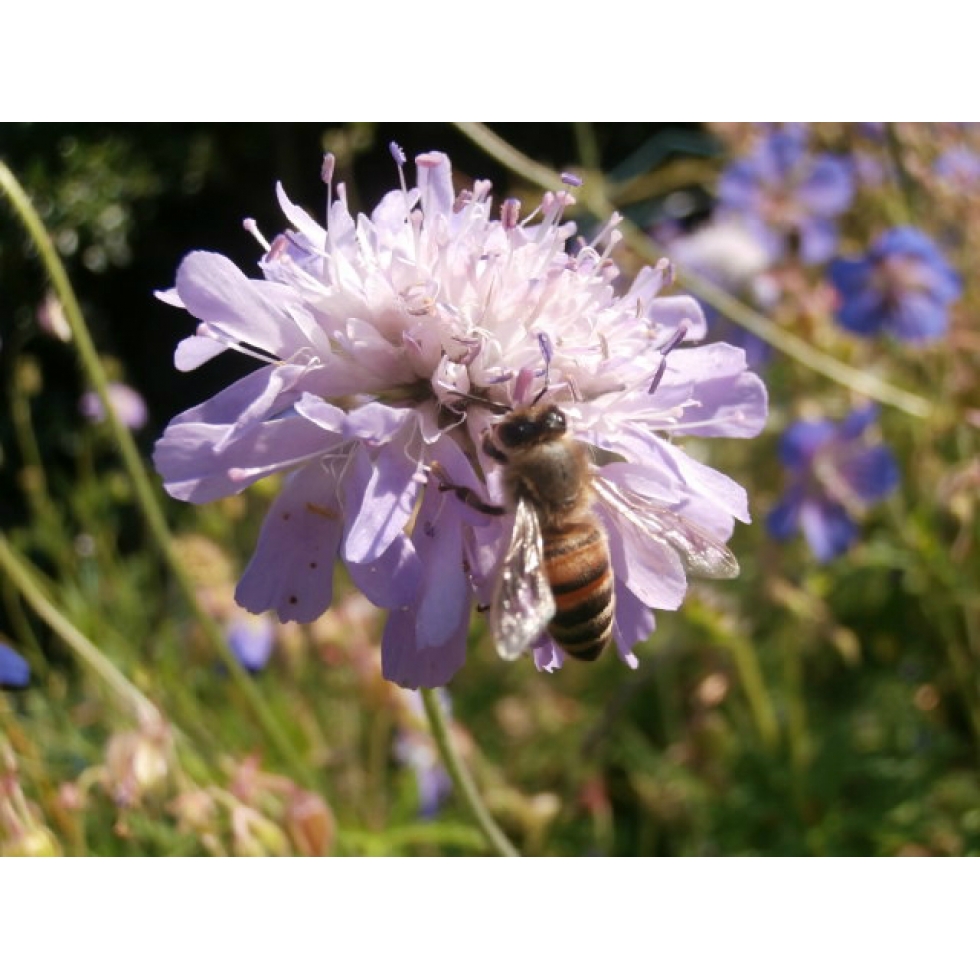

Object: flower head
[767,405,899,562]
[828,227,961,344]
[717,126,854,265]
[154,148,767,688]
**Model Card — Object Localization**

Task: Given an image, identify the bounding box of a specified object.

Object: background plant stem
[0,160,316,789]
[420,687,520,857]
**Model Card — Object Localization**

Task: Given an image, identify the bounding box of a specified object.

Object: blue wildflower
[935,146,980,190]
[225,614,276,673]
[717,126,854,265]
[394,690,452,819]
[767,405,899,562]
[0,643,30,689]
[829,227,961,344]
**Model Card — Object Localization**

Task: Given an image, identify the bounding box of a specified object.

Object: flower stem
[420,687,520,857]
[0,160,316,789]
[453,122,933,420]
[0,535,161,727]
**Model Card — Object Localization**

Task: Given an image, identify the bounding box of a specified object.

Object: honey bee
[475,401,741,662]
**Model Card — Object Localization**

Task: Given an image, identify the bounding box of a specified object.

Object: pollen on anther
[389,142,407,166]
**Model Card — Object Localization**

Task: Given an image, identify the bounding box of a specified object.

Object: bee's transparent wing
[593,475,740,580]
[490,497,556,660]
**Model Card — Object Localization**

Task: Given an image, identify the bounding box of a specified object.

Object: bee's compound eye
[544,407,566,433]
[498,419,531,447]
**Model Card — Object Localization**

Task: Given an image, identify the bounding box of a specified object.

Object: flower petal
[837,445,900,503]
[342,424,424,564]
[611,579,653,669]
[800,499,856,562]
[235,460,345,622]
[174,333,227,371]
[766,488,803,541]
[176,251,314,357]
[414,502,468,649]
[598,497,687,611]
[276,182,327,251]
[416,151,454,219]
[795,157,854,216]
[154,414,341,504]
[226,614,276,672]
[779,419,835,470]
[0,643,30,689]
[346,533,421,609]
[654,440,751,524]
[888,292,950,343]
[381,604,468,689]
[532,635,565,673]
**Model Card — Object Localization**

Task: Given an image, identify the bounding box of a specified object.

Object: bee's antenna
[531,332,553,405]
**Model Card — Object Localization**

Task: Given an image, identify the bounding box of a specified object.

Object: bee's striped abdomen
[543,521,614,661]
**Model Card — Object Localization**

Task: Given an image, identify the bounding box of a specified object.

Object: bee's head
[496,403,567,449]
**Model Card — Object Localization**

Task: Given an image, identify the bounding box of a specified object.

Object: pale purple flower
[718,126,854,265]
[80,382,148,430]
[767,405,899,562]
[154,149,767,688]
[37,292,72,342]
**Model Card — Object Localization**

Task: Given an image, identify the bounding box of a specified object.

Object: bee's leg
[429,462,506,516]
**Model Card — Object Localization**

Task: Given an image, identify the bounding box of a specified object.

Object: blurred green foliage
[2,123,979,856]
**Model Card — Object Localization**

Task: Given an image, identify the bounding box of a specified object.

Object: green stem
[884,123,917,224]
[0,160,315,788]
[453,122,933,420]
[572,121,601,173]
[687,600,779,750]
[0,535,161,726]
[727,634,780,750]
[420,687,520,857]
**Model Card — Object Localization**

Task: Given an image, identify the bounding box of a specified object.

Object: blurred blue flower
[829,227,961,344]
[717,126,854,265]
[0,643,30,689]
[935,146,980,190]
[767,405,899,562]
[225,614,276,673]
[394,690,452,820]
